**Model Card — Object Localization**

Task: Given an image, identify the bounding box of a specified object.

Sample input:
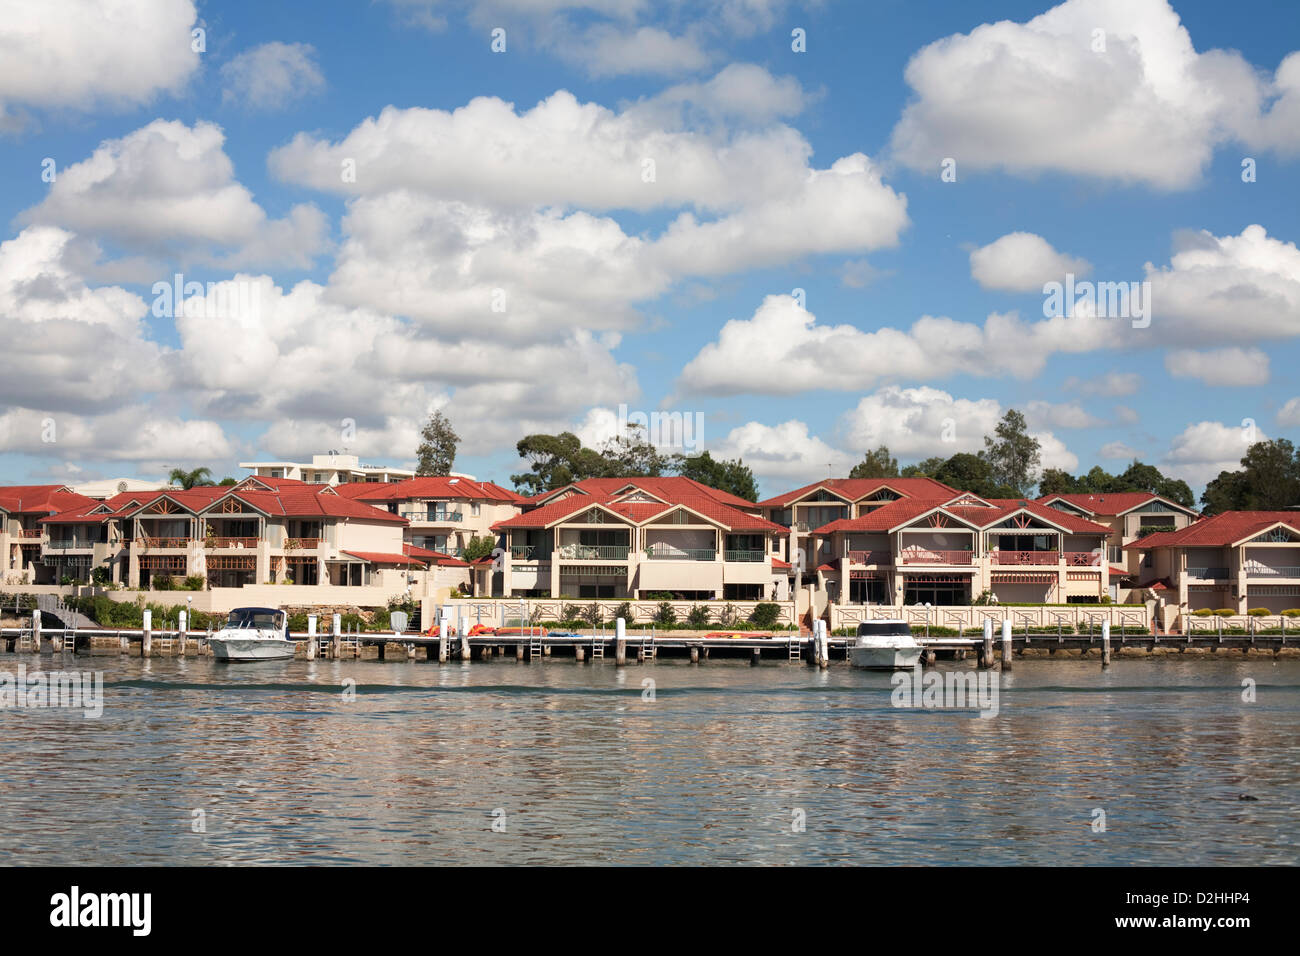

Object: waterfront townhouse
[0,485,99,584]
[1128,511,1300,617]
[335,475,525,557]
[491,477,787,600]
[807,492,1114,607]
[1037,492,1199,587]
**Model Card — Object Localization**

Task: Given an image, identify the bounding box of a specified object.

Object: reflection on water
[1,655,1296,865]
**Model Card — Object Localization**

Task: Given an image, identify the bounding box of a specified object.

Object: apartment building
[1,485,99,584]
[239,452,415,485]
[1038,492,1199,586]
[491,477,787,600]
[805,491,1114,606]
[1130,511,1300,615]
[336,476,524,556]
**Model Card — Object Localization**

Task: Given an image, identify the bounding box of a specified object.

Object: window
[472,503,481,516]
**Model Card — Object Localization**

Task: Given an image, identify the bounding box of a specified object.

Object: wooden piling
[817,621,830,670]
[689,645,699,664]
[306,615,317,660]
[439,622,450,662]
[615,617,627,667]
[459,629,472,661]
[575,644,585,663]
[515,642,524,661]
[32,609,42,654]
[1101,620,1111,668]
[750,646,762,666]
[141,609,151,658]
[331,613,342,660]
[980,619,994,669]
[1001,618,1012,671]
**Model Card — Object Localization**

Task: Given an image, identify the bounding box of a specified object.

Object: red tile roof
[1127,511,1300,549]
[216,489,408,523]
[757,477,958,508]
[528,476,758,511]
[403,543,470,567]
[1037,492,1197,516]
[495,489,783,533]
[811,496,1111,536]
[0,485,97,516]
[338,476,525,504]
[341,550,425,566]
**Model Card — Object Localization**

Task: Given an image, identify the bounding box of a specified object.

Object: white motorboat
[209,607,295,661]
[850,619,923,670]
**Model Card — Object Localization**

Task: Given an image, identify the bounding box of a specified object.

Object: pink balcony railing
[283,537,323,550]
[17,529,43,539]
[1065,551,1102,567]
[141,537,192,549]
[993,550,1059,565]
[899,549,973,565]
[845,549,891,565]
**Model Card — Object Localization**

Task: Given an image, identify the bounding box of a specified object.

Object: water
[2,654,1297,865]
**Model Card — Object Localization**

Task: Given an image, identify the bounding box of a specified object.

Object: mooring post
[615,617,627,667]
[32,608,42,654]
[575,643,585,663]
[439,621,449,662]
[407,641,417,660]
[980,618,994,669]
[331,612,342,660]
[819,620,830,669]
[177,610,187,656]
[690,644,700,664]
[1000,618,1012,671]
[515,641,524,661]
[1101,619,1111,668]
[750,646,762,666]
[306,614,317,660]
[141,608,152,658]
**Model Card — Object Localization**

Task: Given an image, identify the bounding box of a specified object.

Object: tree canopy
[168,467,214,489]
[1038,460,1194,508]
[416,410,460,476]
[1201,439,1300,514]
[848,446,899,479]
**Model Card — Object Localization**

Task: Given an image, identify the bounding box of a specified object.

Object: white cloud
[1145,225,1300,345]
[837,386,999,459]
[1025,400,1106,429]
[567,25,711,77]
[890,0,1300,189]
[969,232,1091,292]
[220,42,325,110]
[676,294,1121,397]
[0,0,197,123]
[1163,420,1264,486]
[24,120,328,270]
[1164,347,1270,386]
[1099,440,1141,459]
[1279,398,1300,428]
[1062,370,1141,397]
[709,420,853,487]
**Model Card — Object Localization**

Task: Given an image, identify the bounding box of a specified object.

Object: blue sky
[1,0,1298,497]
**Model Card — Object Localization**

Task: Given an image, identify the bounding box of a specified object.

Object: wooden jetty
[2,611,1297,666]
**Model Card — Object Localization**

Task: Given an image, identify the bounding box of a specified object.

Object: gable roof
[1037,492,1198,517]
[811,496,1111,536]
[757,477,958,509]
[337,476,525,504]
[1126,512,1300,550]
[526,476,757,511]
[495,488,783,533]
[0,485,97,516]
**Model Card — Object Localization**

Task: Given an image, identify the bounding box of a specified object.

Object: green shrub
[653,601,677,625]
[750,602,779,628]
[1283,609,1300,618]
[581,603,602,627]
[91,567,111,586]
[1213,608,1237,617]
[561,603,583,624]
[339,612,365,632]
[612,601,632,624]
[686,604,710,628]
[1193,608,1215,617]
[183,574,205,591]
[1247,607,1271,616]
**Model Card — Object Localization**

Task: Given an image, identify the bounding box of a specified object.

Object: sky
[1,0,1298,498]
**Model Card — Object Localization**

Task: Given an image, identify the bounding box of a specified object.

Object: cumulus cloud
[890,0,1300,188]
[0,407,236,465]
[566,24,711,77]
[1279,398,1300,428]
[1025,400,1106,429]
[23,120,329,270]
[837,386,998,459]
[1163,420,1264,486]
[969,232,1091,292]
[220,42,325,110]
[1062,370,1141,397]
[0,0,197,124]
[675,294,1123,397]
[1099,440,1142,459]
[709,420,854,487]
[1164,347,1270,386]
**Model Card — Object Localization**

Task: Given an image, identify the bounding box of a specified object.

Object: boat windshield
[856,622,912,637]
[227,609,283,630]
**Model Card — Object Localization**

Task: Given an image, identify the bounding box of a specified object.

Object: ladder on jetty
[787,637,802,661]
[590,630,604,659]
[528,630,544,661]
[642,633,656,661]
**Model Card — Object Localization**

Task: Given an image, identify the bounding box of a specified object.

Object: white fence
[442,598,796,628]
[829,603,1151,632]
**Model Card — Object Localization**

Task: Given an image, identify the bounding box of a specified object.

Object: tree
[218,477,237,486]
[596,424,670,477]
[462,535,497,562]
[1201,439,1300,513]
[673,451,759,501]
[848,446,899,479]
[1036,459,1195,507]
[512,432,605,495]
[416,411,460,476]
[981,409,1040,497]
[933,453,1019,499]
[1037,467,1079,496]
[169,467,213,489]
[901,456,948,479]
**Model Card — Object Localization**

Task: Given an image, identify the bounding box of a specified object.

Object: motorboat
[850,619,923,670]
[209,607,295,661]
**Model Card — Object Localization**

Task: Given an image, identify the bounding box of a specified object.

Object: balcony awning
[902,573,971,584]
[849,570,883,580]
[341,550,425,567]
[991,572,1054,584]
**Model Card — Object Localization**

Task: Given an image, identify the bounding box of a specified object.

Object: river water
[1,654,1296,865]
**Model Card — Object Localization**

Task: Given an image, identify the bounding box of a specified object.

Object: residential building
[335,476,525,556]
[70,478,174,500]
[1129,511,1300,616]
[805,492,1114,607]
[1,485,99,584]
[1037,491,1199,591]
[239,452,416,485]
[491,477,787,600]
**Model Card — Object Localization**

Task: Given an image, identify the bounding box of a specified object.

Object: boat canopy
[856,620,912,637]
[227,607,284,629]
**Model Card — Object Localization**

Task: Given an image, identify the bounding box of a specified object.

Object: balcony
[1244,561,1300,579]
[845,549,891,565]
[400,509,463,523]
[283,537,325,550]
[724,549,766,563]
[993,550,1059,565]
[140,537,193,549]
[510,545,541,560]
[1186,566,1229,581]
[646,546,716,561]
[44,539,95,550]
[1065,551,1101,567]
[557,544,630,560]
[16,529,43,539]
[898,549,973,565]
[208,537,260,549]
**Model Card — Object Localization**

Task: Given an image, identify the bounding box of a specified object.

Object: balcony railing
[208,537,260,549]
[558,544,630,560]
[1065,551,1101,567]
[1186,566,1229,581]
[1244,562,1300,578]
[899,549,973,565]
[17,529,43,539]
[44,539,94,550]
[724,549,766,563]
[141,537,192,549]
[510,545,538,560]
[646,546,716,561]
[992,550,1059,565]
[400,510,463,523]
[283,537,324,550]
[845,549,891,565]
